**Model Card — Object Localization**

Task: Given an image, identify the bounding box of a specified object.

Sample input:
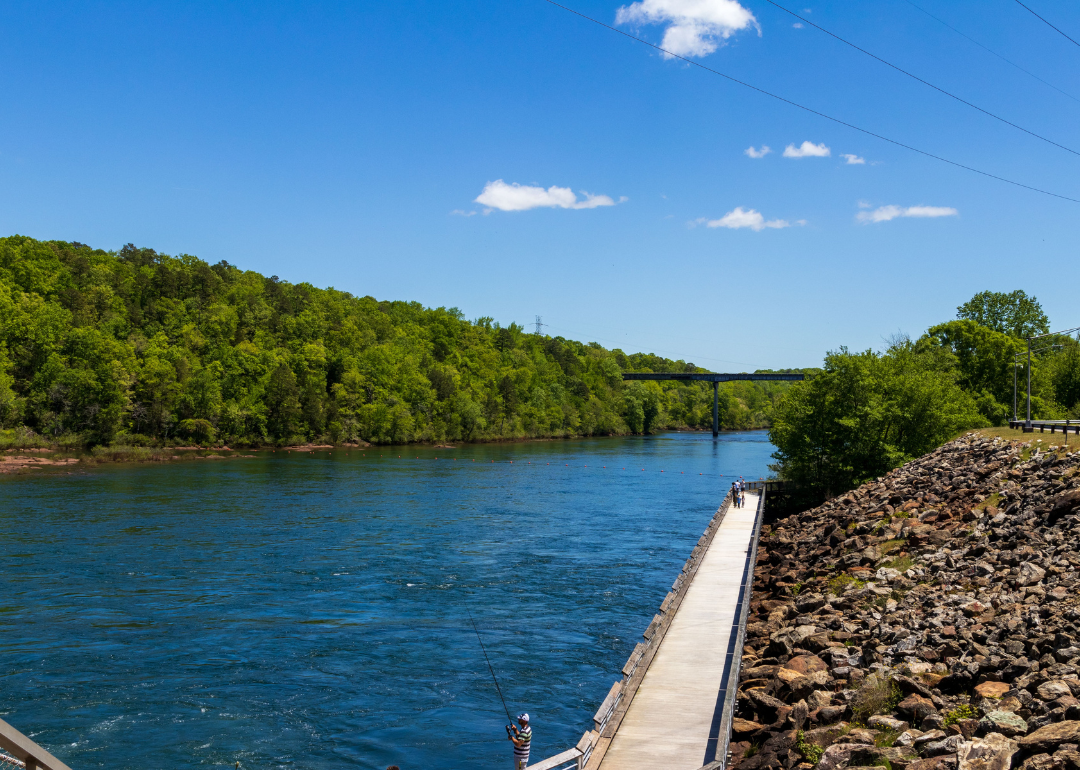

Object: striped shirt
[514,725,532,759]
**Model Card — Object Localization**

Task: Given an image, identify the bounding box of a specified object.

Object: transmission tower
[534,315,545,335]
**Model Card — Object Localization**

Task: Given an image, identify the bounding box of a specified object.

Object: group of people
[730,477,748,508]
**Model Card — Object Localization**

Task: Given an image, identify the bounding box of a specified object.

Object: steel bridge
[621,373,806,437]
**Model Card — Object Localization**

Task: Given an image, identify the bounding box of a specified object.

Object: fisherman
[508,712,532,769]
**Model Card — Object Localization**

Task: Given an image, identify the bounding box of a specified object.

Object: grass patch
[744,741,760,759]
[880,555,914,572]
[0,428,53,450]
[879,539,906,556]
[874,729,901,748]
[792,581,804,597]
[893,510,912,519]
[827,573,866,595]
[89,446,173,463]
[795,731,824,765]
[943,704,978,727]
[851,675,902,724]
[976,492,1001,511]
[975,425,1074,451]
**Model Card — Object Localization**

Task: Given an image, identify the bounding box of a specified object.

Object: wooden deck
[597,492,760,770]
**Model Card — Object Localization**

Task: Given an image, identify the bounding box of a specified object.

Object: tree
[922,320,1024,424]
[769,343,986,498]
[265,363,301,440]
[956,290,1049,339]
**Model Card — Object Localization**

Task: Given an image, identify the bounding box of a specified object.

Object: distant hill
[0,236,795,446]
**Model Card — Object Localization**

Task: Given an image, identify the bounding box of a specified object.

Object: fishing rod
[462,594,514,725]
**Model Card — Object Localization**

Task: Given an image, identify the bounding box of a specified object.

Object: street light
[1021,326,1080,428]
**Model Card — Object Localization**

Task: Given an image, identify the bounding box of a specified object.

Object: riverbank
[0,429,775,474]
[731,432,1080,770]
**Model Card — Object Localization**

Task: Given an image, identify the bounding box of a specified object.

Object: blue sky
[1,0,1078,369]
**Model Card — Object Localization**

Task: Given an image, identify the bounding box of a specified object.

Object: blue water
[0,431,774,769]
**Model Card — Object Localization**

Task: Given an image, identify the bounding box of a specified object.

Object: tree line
[0,236,795,447]
[769,289,1080,499]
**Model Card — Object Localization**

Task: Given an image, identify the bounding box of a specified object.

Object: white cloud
[841,153,865,165]
[856,204,958,223]
[792,22,803,28]
[615,0,758,58]
[783,141,830,158]
[474,180,625,213]
[704,206,791,231]
[744,145,771,158]
[450,209,477,217]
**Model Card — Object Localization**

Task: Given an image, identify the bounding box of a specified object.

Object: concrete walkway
[599,493,760,770]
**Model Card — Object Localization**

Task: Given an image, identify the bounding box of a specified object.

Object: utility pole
[1013,358,1018,422]
[1026,336,1032,427]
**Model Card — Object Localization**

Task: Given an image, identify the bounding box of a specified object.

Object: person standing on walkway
[730,481,739,506]
[508,713,532,769]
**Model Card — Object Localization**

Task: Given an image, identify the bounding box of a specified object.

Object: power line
[543,323,759,368]
[761,0,1080,156]
[538,0,1080,204]
[903,0,1079,104]
[1013,0,1080,48]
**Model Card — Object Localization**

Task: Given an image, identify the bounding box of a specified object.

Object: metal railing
[0,718,72,770]
[1009,419,1079,434]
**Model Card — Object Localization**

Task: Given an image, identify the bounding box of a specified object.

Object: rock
[877,567,902,582]
[807,690,833,710]
[906,758,958,770]
[1020,722,1080,752]
[896,729,926,748]
[785,655,829,675]
[816,743,862,770]
[922,735,966,757]
[975,682,1012,699]
[957,733,1019,770]
[1019,563,1047,587]
[803,723,850,747]
[978,711,1029,737]
[770,625,819,648]
[898,694,939,722]
[1020,755,1064,770]
[870,715,912,733]
[795,593,826,613]
[1054,750,1080,770]
[733,718,764,735]
[847,728,881,745]
[914,730,948,748]
[1040,682,1074,701]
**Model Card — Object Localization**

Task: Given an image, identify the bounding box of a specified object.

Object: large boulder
[957,733,1020,770]
[978,711,1028,737]
[975,682,1011,699]
[1019,721,1080,752]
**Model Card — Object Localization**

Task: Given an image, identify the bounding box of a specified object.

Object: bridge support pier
[712,381,719,438]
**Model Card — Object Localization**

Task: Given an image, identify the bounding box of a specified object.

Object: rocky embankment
[733,434,1080,770]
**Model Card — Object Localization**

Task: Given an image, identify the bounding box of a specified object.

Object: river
[0,431,775,769]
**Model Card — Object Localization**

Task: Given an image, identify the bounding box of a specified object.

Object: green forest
[0,236,794,448]
[769,289,1080,498]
